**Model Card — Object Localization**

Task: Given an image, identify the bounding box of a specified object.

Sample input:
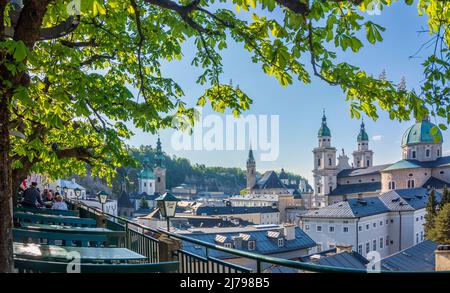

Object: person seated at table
[52,194,68,210]
[21,182,44,208]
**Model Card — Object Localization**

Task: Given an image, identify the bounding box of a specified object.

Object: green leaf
[13,41,27,62]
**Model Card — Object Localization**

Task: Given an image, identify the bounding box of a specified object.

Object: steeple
[246,145,256,190]
[247,145,255,164]
[154,135,164,167]
[357,119,369,142]
[318,109,331,137]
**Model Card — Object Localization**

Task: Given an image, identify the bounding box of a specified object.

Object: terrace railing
[70,200,449,273]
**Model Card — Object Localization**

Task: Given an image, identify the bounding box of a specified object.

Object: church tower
[246,147,256,191]
[352,120,373,168]
[312,110,337,207]
[153,136,166,194]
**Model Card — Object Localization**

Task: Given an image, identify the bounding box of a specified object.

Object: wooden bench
[14,212,96,227]
[15,207,80,217]
[13,228,108,247]
[14,258,179,273]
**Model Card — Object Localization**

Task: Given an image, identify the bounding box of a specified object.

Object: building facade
[311,114,450,207]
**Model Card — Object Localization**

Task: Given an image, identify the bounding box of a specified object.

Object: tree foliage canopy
[2,0,449,185]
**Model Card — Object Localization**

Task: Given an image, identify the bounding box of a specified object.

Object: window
[318,158,321,167]
[373,222,376,228]
[386,236,389,246]
[380,237,384,249]
[343,227,349,233]
[440,170,445,175]
[426,149,430,157]
[144,182,147,187]
[407,179,415,188]
[224,243,232,248]
[248,241,256,251]
[416,217,419,222]
[373,239,377,251]
[157,177,161,182]
[317,226,322,232]
[420,231,424,241]
[366,224,370,230]
[367,160,370,167]
[278,238,284,247]
[329,186,333,193]
[379,221,383,226]
[438,149,441,157]
[305,225,310,231]
[412,151,416,159]
[328,158,332,166]
[388,181,396,190]
[416,233,419,244]
[329,226,335,232]
[318,186,321,194]
[358,244,363,254]
[366,242,370,254]
[358,225,362,232]
[317,243,322,252]
[390,219,394,223]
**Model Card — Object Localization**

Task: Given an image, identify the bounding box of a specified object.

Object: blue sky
[126,2,448,183]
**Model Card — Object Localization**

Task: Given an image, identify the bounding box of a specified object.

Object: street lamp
[156,192,179,232]
[74,188,82,203]
[97,191,109,213]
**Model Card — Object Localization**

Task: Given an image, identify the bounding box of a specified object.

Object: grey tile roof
[301,197,390,219]
[379,188,441,211]
[254,171,285,189]
[196,206,279,216]
[383,156,450,172]
[303,251,369,270]
[328,182,381,196]
[423,176,449,189]
[181,227,316,259]
[337,164,391,178]
[380,240,438,272]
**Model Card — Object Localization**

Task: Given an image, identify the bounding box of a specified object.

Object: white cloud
[372,135,383,141]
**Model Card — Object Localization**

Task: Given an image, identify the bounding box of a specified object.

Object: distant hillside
[82,145,310,197]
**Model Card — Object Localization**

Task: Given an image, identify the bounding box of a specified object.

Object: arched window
[366,160,370,167]
[426,149,430,157]
[328,158,332,166]
[318,186,321,194]
[158,177,161,182]
[412,151,416,159]
[388,181,396,190]
[318,158,321,167]
[407,180,415,188]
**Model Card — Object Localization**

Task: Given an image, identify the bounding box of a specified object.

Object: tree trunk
[0,93,13,273]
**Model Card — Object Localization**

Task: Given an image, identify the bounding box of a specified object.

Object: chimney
[435,245,450,271]
[232,236,243,249]
[283,223,296,241]
[336,244,353,254]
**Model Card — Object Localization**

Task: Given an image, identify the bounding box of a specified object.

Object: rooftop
[196,206,279,216]
[379,240,438,272]
[328,182,381,196]
[337,164,391,178]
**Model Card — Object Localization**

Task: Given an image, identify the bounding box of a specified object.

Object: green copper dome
[357,121,369,142]
[140,157,155,179]
[318,111,331,137]
[401,117,443,146]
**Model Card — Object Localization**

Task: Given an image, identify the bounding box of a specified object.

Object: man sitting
[21,182,44,208]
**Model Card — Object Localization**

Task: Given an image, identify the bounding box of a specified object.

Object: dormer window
[248,241,256,251]
[278,238,284,247]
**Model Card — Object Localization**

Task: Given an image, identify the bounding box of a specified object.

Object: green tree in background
[0,0,449,272]
[425,189,438,239]
[139,196,149,209]
[428,203,450,245]
[441,185,450,207]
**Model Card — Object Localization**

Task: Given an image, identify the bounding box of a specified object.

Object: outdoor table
[13,242,147,264]
[19,223,126,246]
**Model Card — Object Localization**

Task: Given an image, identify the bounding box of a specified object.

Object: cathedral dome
[357,121,369,142]
[318,112,331,137]
[139,168,155,180]
[401,117,443,146]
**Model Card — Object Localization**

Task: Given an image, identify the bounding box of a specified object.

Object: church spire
[154,135,164,167]
[318,109,331,137]
[357,119,369,142]
[247,144,255,163]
